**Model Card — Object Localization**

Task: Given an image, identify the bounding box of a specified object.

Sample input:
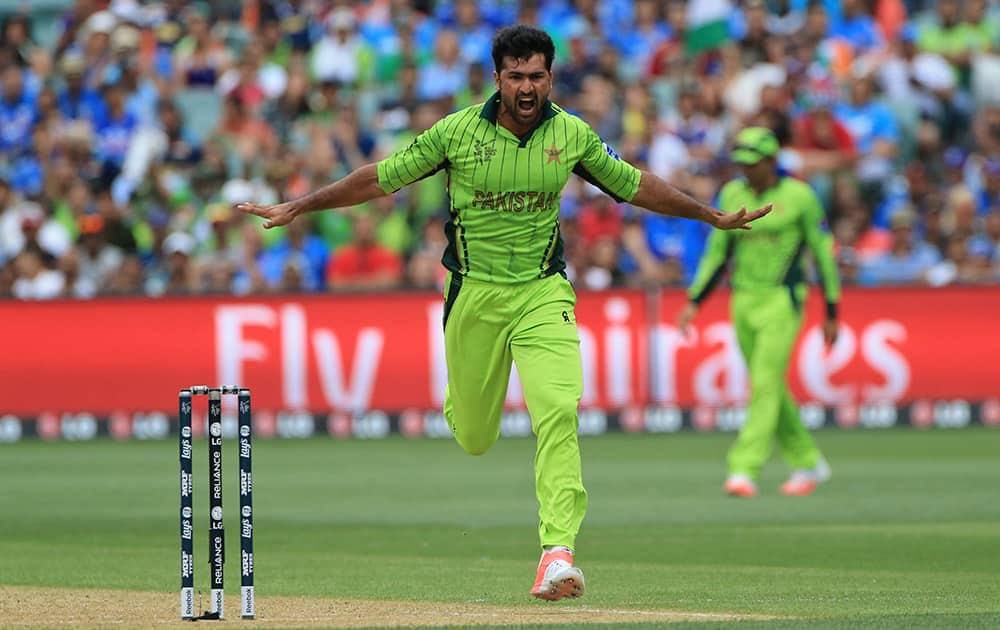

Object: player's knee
[454,432,495,456]
[532,396,580,432]
[446,407,500,455]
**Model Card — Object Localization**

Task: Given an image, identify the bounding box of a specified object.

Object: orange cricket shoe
[780,458,831,497]
[530,548,585,601]
[724,474,758,498]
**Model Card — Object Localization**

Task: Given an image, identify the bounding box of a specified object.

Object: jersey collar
[480,91,557,147]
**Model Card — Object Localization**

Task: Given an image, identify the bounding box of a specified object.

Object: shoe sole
[781,481,818,496]
[531,567,585,601]
[724,484,757,498]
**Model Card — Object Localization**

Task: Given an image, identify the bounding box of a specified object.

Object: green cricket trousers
[442,272,587,550]
[728,287,824,478]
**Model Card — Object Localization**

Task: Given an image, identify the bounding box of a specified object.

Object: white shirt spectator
[647,132,690,183]
[0,202,72,260]
[74,243,125,298]
[310,9,365,85]
[12,250,65,299]
[13,269,64,299]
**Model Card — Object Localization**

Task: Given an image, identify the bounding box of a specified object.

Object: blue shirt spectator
[859,209,941,285]
[621,211,712,284]
[56,55,108,125]
[833,90,899,156]
[611,0,672,71]
[257,221,330,291]
[417,31,468,101]
[95,85,138,167]
[828,0,883,53]
[0,66,38,158]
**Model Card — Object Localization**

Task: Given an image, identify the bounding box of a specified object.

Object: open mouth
[517,95,537,116]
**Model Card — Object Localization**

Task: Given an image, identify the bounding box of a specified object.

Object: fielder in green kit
[239,26,770,600]
[679,127,841,499]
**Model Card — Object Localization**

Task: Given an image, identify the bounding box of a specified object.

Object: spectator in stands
[76,10,116,93]
[0,199,69,264]
[173,3,231,89]
[310,7,369,86]
[94,80,139,181]
[961,235,997,283]
[792,90,857,206]
[918,0,971,73]
[158,230,198,295]
[579,235,625,290]
[963,0,998,55]
[0,65,38,162]
[55,53,105,124]
[70,213,124,298]
[860,207,940,285]
[453,0,494,69]
[326,211,402,291]
[104,253,144,295]
[614,0,671,74]
[2,13,37,68]
[11,249,64,299]
[830,0,884,57]
[417,29,467,102]
[259,214,329,291]
[985,207,1000,260]
[834,71,900,202]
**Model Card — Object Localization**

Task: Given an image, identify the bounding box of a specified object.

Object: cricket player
[239,26,769,600]
[678,127,840,498]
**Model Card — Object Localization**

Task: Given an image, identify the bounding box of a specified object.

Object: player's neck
[497,104,538,139]
[748,172,780,195]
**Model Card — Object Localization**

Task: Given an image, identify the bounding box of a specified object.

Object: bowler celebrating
[239,25,770,601]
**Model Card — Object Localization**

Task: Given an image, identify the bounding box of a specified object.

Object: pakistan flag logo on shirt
[473,139,496,164]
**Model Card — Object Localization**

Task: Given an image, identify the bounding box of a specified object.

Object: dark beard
[502,93,542,126]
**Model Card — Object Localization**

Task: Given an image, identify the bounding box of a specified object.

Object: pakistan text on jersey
[472,190,560,213]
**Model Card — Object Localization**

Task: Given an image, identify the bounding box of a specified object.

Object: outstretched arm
[237,163,387,229]
[630,171,771,230]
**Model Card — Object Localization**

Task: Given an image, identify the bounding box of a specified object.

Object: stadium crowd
[1,0,1000,299]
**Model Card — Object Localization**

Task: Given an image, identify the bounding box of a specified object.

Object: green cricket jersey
[688,176,841,316]
[377,92,642,284]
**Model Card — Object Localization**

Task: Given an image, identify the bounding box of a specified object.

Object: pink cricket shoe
[724,474,759,498]
[530,548,585,601]
[781,458,832,496]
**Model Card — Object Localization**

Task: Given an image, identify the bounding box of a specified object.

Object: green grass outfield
[2,428,999,628]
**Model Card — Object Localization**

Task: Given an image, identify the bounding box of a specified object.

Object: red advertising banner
[655,286,1000,407]
[0,287,997,416]
[0,290,646,415]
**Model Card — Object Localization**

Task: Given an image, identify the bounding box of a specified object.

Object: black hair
[491,25,554,73]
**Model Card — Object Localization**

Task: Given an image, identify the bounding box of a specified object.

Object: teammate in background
[678,127,840,499]
[239,26,770,600]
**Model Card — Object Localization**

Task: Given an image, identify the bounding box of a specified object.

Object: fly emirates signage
[0,287,997,415]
